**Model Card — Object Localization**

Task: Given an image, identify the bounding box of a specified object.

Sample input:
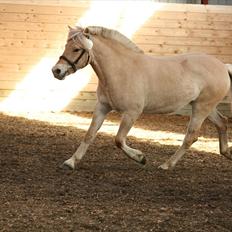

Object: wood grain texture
[0,1,231,114]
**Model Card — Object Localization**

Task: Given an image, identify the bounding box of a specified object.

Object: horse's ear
[84,27,89,33]
[83,27,90,37]
[68,25,74,31]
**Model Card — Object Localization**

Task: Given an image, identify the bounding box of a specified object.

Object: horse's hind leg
[208,109,232,159]
[159,102,212,170]
[115,111,146,165]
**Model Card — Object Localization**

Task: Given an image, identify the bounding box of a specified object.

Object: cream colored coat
[52,26,232,170]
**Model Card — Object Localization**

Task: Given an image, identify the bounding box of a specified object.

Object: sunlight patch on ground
[4,111,231,155]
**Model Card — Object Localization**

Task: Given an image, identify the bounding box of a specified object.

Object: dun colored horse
[52,26,232,170]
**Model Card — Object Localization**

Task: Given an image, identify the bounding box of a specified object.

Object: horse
[52,26,232,170]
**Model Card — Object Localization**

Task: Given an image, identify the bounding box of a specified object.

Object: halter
[59,49,90,72]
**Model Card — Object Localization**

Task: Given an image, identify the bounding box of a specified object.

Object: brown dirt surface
[0,112,232,232]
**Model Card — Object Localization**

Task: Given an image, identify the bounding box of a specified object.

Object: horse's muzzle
[52,66,66,80]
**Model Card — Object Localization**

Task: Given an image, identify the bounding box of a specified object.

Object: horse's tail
[226,64,232,114]
[227,64,232,79]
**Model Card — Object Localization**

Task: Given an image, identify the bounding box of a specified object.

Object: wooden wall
[0,1,232,115]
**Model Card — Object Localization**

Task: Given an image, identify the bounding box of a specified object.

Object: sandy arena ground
[0,112,232,231]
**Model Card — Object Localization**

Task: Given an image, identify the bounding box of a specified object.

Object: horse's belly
[143,101,188,114]
[143,90,199,114]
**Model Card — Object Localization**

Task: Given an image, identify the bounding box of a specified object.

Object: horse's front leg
[115,111,146,165]
[62,102,111,170]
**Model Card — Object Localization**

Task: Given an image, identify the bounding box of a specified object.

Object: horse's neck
[90,36,127,85]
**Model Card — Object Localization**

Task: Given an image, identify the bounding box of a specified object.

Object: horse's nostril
[55,68,61,75]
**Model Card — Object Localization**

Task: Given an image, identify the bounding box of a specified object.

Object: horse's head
[52,26,93,80]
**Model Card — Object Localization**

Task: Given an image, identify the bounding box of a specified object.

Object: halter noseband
[59,49,90,72]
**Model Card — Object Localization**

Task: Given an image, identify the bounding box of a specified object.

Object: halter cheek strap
[59,49,90,72]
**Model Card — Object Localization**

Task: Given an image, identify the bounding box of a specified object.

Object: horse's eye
[73,48,80,52]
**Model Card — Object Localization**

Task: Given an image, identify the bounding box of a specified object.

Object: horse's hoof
[140,156,146,165]
[158,163,169,170]
[158,161,175,170]
[59,159,75,170]
[135,154,146,165]
[59,163,74,170]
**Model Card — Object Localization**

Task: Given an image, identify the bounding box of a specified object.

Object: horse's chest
[98,85,141,112]
[97,85,121,110]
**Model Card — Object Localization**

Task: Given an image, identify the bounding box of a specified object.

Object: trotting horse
[52,26,232,170]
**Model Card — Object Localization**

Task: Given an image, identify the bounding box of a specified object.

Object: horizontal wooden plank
[203,55,232,63]
[0,21,68,32]
[0,47,59,56]
[0,3,89,15]
[1,19,232,35]
[142,44,232,55]
[147,53,232,63]
[0,89,97,100]
[1,11,232,28]
[137,27,232,38]
[0,81,97,91]
[134,35,232,47]
[143,19,232,30]
[0,38,64,49]
[0,12,81,24]
[150,53,232,62]
[0,30,67,40]
[0,1,89,7]
[206,5,232,14]
[2,36,232,51]
[0,64,34,72]
[0,55,51,64]
[0,68,98,84]
[1,36,232,55]
[149,11,232,22]
[2,26,232,41]
[1,2,232,14]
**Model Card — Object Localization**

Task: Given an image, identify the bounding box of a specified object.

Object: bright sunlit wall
[0,0,164,113]
[0,0,232,114]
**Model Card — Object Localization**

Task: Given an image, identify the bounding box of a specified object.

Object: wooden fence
[0,1,232,115]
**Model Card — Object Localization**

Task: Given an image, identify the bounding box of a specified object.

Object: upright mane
[85,26,144,54]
